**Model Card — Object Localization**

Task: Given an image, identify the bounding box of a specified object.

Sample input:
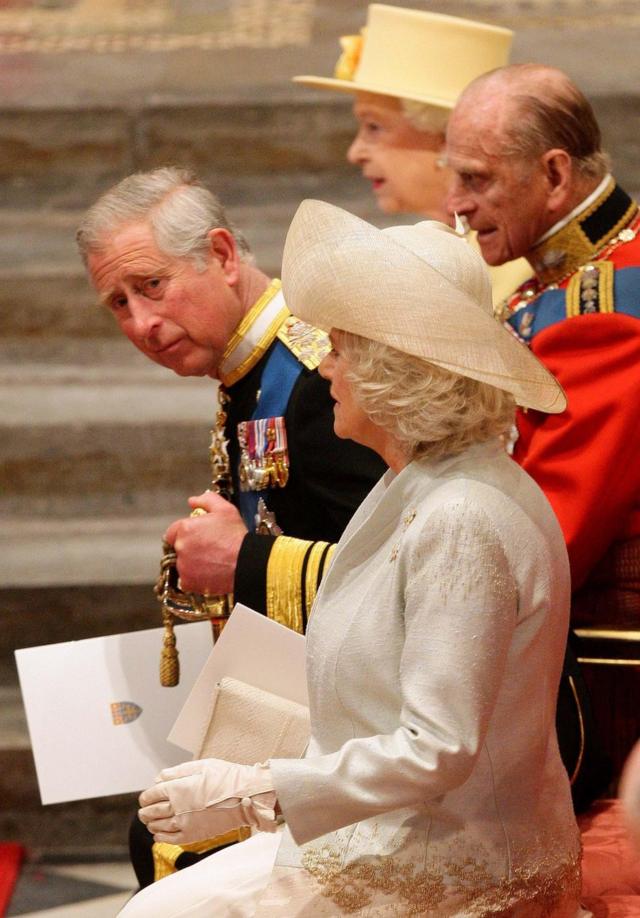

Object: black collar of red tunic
[527,178,638,286]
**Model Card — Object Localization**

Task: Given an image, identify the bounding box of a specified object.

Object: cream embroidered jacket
[268,438,582,916]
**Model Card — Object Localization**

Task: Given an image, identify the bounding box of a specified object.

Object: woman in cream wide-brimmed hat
[121,204,584,918]
[294,4,531,305]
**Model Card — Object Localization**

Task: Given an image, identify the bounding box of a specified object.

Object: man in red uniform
[446,63,640,774]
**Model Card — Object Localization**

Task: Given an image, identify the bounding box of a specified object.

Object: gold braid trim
[565,271,582,319]
[218,280,288,387]
[598,260,615,313]
[322,543,338,579]
[530,179,638,286]
[266,536,313,634]
[304,541,330,620]
[566,260,615,318]
[152,842,182,880]
[152,828,251,881]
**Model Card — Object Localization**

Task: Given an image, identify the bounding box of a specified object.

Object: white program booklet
[15,620,212,805]
[168,603,307,756]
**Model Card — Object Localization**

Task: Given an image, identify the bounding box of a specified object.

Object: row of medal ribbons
[238,416,290,491]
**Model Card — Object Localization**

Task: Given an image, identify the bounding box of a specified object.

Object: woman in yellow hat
[294,4,530,304]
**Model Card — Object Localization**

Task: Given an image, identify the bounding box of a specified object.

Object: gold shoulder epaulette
[277,315,331,370]
[565,260,615,318]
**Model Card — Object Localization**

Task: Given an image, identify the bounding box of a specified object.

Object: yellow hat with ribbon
[294,3,512,111]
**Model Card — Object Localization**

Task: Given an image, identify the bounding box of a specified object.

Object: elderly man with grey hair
[77,166,385,884]
[446,63,640,779]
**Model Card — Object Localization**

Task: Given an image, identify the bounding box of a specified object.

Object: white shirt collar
[535,174,612,246]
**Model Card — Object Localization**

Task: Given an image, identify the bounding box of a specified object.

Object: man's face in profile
[446,102,550,265]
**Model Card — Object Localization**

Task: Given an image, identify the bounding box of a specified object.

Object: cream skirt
[117,831,280,918]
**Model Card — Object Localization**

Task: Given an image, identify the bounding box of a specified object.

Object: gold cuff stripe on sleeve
[152,828,251,881]
[266,536,313,634]
[152,841,183,880]
[304,541,330,620]
[179,827,251,853]
[322,543,338,579]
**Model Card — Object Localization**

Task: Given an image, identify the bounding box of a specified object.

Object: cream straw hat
[282,201,566,414]
[294,4,512,110]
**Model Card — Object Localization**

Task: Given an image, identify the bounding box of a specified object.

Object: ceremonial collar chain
[218,279,289,387]
[527,178,638,287]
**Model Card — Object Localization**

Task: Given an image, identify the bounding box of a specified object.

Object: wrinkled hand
[138,758,278,845]
[164,491,248,595]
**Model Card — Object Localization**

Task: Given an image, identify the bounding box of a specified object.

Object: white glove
[138,758,279,845]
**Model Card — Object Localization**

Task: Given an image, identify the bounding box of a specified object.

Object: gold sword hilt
[157,387,234,686]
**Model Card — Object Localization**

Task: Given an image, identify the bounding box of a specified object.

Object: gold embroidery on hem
[301,838,581,916]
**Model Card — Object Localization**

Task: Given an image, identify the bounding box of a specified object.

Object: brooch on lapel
[390,510,417,562]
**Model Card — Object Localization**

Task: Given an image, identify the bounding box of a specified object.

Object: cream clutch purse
[196,676,310,764]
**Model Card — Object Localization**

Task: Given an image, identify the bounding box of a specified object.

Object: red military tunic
[504,179,640,625]
[504,180,640,777]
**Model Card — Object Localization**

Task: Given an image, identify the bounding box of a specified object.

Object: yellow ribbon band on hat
[334,31,365,81]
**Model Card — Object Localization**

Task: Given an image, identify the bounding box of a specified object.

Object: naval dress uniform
[220,281,385,628]
[501,176,640,777]
[134,279,385,886]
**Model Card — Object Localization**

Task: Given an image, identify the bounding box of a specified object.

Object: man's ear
[207,228,240,285]
[541,148,573,215]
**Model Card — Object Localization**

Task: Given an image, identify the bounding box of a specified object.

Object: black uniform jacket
[227,341,386,614]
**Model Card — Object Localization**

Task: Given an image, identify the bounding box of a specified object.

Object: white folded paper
[168,603,307,756]
[15,621,212,804]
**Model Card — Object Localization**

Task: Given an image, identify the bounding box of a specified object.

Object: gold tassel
[160,608,179,687]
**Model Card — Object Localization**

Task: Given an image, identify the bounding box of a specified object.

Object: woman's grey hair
[338,332,515,462]
[400,99,449,137]
[76,166,252,269]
